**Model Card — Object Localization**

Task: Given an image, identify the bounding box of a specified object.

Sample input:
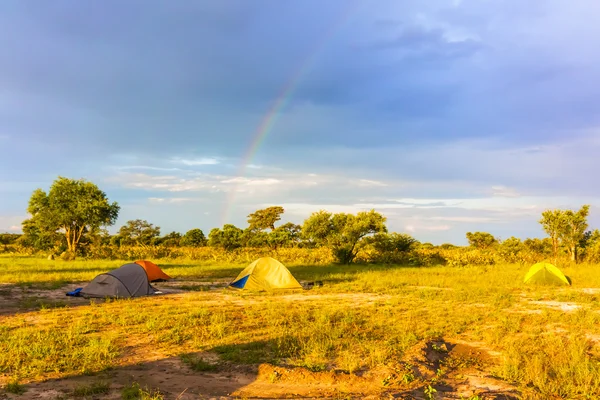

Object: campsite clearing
[2,257,600,399]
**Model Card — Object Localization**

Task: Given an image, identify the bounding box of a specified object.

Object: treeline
[2,176,599,266]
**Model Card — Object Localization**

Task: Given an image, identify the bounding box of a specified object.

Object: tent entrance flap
[230,275,250,289]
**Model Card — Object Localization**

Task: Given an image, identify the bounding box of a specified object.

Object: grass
[4,379,26,394]
[1,257,600,398]
[179,353,218,371]
[121,382,163,400]
[73,381,110,397]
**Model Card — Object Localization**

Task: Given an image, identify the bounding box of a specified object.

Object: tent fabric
[229,257,302,291]
[81,263,157,298]
[134,260,172,282]
[524,262,571,285]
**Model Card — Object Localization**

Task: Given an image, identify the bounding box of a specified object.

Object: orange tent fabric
[134,260,172,282]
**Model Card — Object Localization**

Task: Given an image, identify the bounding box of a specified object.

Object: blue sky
[1,0,600,244]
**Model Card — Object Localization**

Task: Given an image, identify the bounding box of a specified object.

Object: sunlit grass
[1,257,600,397]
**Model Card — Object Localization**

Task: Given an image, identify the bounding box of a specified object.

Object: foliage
[498,237,524,264]
[560,205,590,262]
[466,231,498,249]
[24,176,119,254]
[157,231,181,247]
[208,224,243,251]
[0,233,21,245]
[247,206,285,231]
[303,209,387,264]
[118,219,161,247]
[539,205,590,263]
[180,228,207,247]
[539,209,564,261]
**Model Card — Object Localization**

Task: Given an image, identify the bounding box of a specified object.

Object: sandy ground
[0,282,535,399]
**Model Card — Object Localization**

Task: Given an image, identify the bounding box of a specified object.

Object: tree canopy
[25,177,119,254]
[181,229,207,247]
[466,232,498,249]
[303,209,387,264]
[118,219,161,247]
[539,205,590,262]
[247,206,284,231]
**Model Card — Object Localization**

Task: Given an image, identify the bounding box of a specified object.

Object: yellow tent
[229,257,302,291]
[524,262,571,285]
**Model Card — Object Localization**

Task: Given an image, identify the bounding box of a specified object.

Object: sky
[1,0,600,245]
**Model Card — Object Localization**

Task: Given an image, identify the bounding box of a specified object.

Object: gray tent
[81,263,157,298]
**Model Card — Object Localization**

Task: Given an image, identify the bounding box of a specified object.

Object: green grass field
[2,256,600,399]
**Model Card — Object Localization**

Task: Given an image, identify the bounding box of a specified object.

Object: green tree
[208,224,243,251]
[180,229,207,247]
[368,232,417,253]
[268,222,302,249]
[159,231,182,247]
[498,237,524,263]
[118,219,161,246]
[539,205,590,263]
[0,233,21,245]
[303,209,387,264]
[25,177,119,254]
[539,209,565,261]
[241,229,269,248]
[465,231,498,249]
[560,205,590,263]
[247,206,285,231]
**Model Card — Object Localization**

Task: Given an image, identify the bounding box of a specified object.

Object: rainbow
[219,3,362,227]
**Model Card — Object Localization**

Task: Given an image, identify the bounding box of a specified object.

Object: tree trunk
[571,244,577,263]
[552,235,559,264]
[65,227,72,252]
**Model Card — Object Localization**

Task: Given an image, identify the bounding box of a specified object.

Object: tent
[80,263,158,298]
[134,260,172,282]
[524,262,571,286]
[229,257,302,291]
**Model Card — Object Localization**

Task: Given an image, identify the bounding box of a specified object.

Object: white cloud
[491,185,520,198]
[171,157,220,166]
[220,177,282,186]
[357,179,388,187]
[115,165,184,172]
[148,197,201,204]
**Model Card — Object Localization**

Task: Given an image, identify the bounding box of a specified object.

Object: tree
[118,219,161,246]
[241,229,269,248]
[303,209,387,264]
[158,231,182,247]
[180,229,207,247]
[539,209,565,261]
[466,232,498,249]
[539,205,590,263]
[368,232,417,253]
[247,206,285,231]
[560,205,590,263]
[498,237,524,263]
[268,222,302,249]
[301,210,333,247]
[208,224,243,251]
[25,177,119,254]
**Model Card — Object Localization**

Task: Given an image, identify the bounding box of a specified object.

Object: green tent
[524,262,571,286]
